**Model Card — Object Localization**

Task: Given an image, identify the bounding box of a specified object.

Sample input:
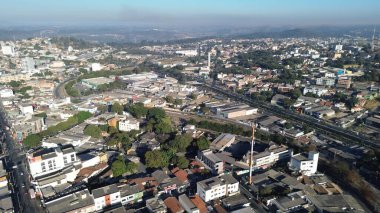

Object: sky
[1,0,380,27]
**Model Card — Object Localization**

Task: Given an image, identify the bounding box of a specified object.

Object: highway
[0,105,43,213]
[201,82,380,149]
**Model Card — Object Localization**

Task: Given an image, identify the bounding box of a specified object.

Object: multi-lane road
[0,106,43,213]
[53,77,74,99]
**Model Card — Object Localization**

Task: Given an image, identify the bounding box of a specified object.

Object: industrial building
[210,133,235,151]
[215,103,257,119]
[81,77,115,89]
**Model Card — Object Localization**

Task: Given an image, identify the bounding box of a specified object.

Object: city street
[0,106,43,213]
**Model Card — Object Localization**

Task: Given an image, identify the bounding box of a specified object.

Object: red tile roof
[164,197,183,213]
[190,195,207,213]
[75,163,108,183]
[173,169,188,183]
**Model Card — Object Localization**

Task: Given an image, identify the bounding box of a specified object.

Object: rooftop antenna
[249,123,255,185]
[372,27,376,52]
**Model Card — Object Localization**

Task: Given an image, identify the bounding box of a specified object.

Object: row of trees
[23,111,92,148]
[319,159,380,211]
[187,119,251,136]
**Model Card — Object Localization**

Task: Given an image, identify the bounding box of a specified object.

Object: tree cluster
[83,125,102,138]
[126,103,148,118]
[23,111,92,148]
[111,155,137,177]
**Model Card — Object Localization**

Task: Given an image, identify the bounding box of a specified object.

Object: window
[64,156,68,164]
[71,154,75,162]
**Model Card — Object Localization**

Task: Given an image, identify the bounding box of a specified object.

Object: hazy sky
[1,0,380,27]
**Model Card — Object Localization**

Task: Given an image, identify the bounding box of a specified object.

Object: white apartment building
[303,86,328,97]
[0,88,14,98]
[93,184,121,211]
[335,44,343,51]
[27,145,77,178]
[22,57,37,74]
[289,151,319,176]
[118,118,139,132]
[196,149,224,175]
[19,104,34,115]
[91,63,103,71]
[245,145,292,169]
[197,174,239,202]
[316,78,335,87]
[175,49,198,56]
[1,42,15,56]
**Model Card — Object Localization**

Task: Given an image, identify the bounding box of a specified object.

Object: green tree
[284,123,292,129]
[84,125,102,138]
[172,156,189,169]
[108,126,118,135]
[169,134,193,152]
[127,103,148,118]
[8,81,22,88]
[65,80,80,97]
[283,98,295,109]
[190,93,198,100]
[111,156,128,177]
[23,134,42,148]
[111,102,124,115]
[75,111,92,123]
[155,116,173,134]
[147,107,166,121]
[145,119,155,132]
[173,99,183,106]
[125,161,138,173]
[97,105,108,113]
[145,150,169,168]
[106,138,119,147]
[303,125,313,134]
[165,96,174,103]
[34,112,47,118]
[345,97,358,110]
[195,136,210,151]
[290,88,302,99]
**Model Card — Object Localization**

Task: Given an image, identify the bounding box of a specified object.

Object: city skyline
[1,0,380,27]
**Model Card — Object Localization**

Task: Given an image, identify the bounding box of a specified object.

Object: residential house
[92,184,121,211]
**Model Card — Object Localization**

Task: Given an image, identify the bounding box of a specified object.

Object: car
[20,172,23,176]
[21,183,25,188]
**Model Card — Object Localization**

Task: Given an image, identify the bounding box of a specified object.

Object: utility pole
[249,123,255,185]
